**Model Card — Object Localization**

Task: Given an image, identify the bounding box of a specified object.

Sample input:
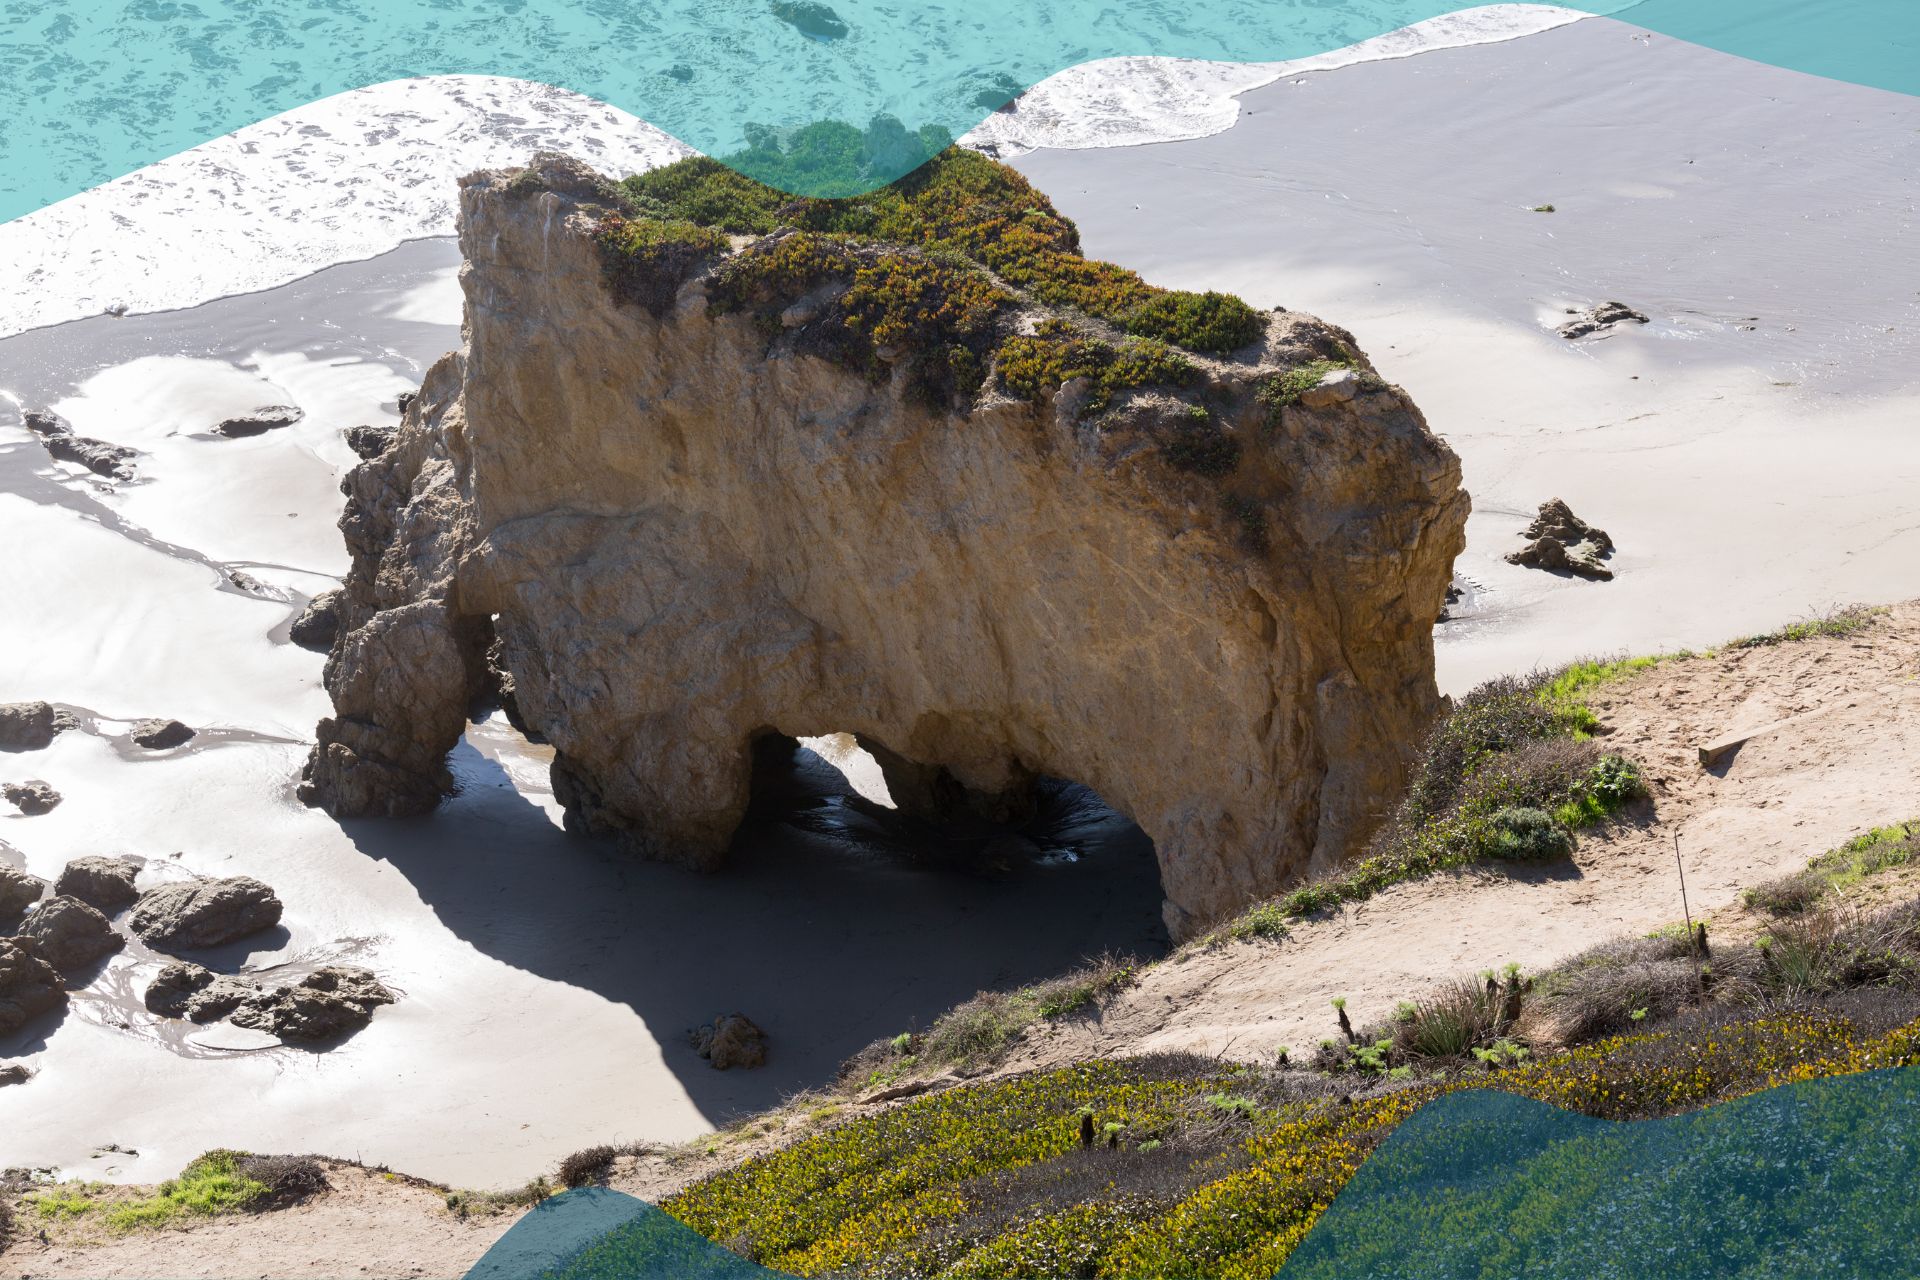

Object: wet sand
[0,245,1167,1188]
[1013,16,1920,691]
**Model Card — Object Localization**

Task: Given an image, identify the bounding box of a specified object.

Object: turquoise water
[459,1065,1920,1278]
[1,0,1918,217]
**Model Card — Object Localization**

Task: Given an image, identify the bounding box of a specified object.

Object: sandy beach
[3,4,1918,1211]
[1014,16,1920,692]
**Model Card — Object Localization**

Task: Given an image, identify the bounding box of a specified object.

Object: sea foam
[0,6,1585,338]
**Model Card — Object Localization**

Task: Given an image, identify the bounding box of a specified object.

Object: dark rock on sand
[128,876,282,950]
[213,405,304,438]
[396,392,417,416]
[1558,301,1649,340]
[289,590,343,652]
[690,1013,768,1070]
[2,781,61,816]
[0,938,66,1035]
[0,1062,31,1086]
[0,701,69,752]
[1506,498,1615,581]
[54,857,140,912]
[771,0,849,39]
[0,866,44,923]
[23,409,139,481]
[143,961,257,1022]
[130,719,195,750]
[16,896,124,972]
[344,424,397,460]
[228,967,396,1042]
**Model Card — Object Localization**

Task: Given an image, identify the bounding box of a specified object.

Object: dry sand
[1013,16,1920,693]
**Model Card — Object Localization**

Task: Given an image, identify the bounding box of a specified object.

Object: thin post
[1674,831,1695,940]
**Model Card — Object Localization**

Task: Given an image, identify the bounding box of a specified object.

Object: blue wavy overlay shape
[1,0,1919,220]
[465,1066,1920,1279]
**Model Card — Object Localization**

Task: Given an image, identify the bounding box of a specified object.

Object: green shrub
[1728,605,1884,649]
[1120,290,1265,355]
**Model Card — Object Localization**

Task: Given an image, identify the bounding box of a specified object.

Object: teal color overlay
[2,1,1920,219]
[462,1065,1920,1279]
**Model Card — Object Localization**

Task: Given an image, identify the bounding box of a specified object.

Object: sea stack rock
[301,151,1468,939]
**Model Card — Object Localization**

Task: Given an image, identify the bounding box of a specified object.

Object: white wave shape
[0,77,696,339]
[960,4,1590,156]
[0,5,1589,339]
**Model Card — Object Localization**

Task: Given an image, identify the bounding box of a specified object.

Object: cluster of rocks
[146,961,394,1043]
[22,409,138,481]
[689,1013,768,1070]
[3,780,60,815]
[1558,301,1649,340]
[1,704,198,821]
[1506,498,1616,581]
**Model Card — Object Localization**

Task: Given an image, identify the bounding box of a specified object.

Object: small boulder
[0,938,66,1035]
[130,719,196,750]
[0,701,66,752]
[690,1013,767,1070]
[0,1063,32,1086]
[54,857,140,912]
[1558,301,1649,340]
[22,409,138,480]
[128,876,283,950]
[771,0,849,39]
[343,425,396,460]
[227,966,396,1042]
[289,590,343,652]
[16,896,124,972]
[0,866,44,922]
[396,392,417,416]
[213,405,304,438]
[1505,499,1615,582]
[143,961,257,1022]
[2,781,60,816]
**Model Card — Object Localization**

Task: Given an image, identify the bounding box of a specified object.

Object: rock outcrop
[54,857,140,912]
[691,1013,769,1070]
[213,405,304,438]
[128,876,282,951]
[0,867,43,923]
[1506,498,1615,581]
[289,590,343,652]
[146,962,395,1041]
[1558,301,1648,340]
[23,409,139,480]
[130,719,196,750]
[2,781,60,815]
[302,152,1468,937]
[0,701,70,752]
[144,960,257,1022]
[15,896,123,972]
[0,938,65,1035]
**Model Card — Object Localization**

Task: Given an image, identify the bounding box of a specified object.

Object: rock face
[128,876,283,950]
[0,701,68,752]
[130,719,195,750]
[2,781,61,815]
[0,867,43,923]
[1506,498,1615,581]
[54,857,140,912]
[289,590,343,652]
[301,154,1468,938]
[0,938,66,1035]
[15,896,123,972]
[691,1013,768,1070]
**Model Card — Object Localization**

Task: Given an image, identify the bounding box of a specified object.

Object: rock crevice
[303,153,1468,937]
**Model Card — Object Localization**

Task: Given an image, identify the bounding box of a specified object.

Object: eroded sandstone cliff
[303,151,1467,938]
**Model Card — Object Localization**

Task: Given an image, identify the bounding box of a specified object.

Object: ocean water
[4,0,1919,219]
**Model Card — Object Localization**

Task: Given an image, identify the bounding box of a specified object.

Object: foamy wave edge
[0,5,1587,339]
